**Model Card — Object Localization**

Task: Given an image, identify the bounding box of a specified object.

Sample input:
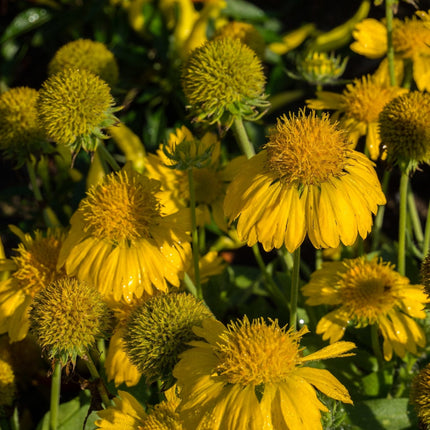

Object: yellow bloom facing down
[224,110,386,253]
[307,74,407,160]
[173,317,355,430]
[302,257,428,361]
[96,387,183,429]
[0,227,66,342]
[57,165,191,301]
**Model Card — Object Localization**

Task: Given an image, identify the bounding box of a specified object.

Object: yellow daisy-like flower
[307,74,407,159]
[145,126,246,231]
[224,110,386,252]
[173,317,355,430]
[302,257,428,361]
[48,39,119,86]
[351,15,430,91]
[57,165,191,301]
[0,227,66,342]
[96,387,183,429]
[37,68,119,153]
[181,38,269,128]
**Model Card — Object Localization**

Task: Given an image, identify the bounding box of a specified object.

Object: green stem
[407,185,424,246]
[26,160,43,202]
[398,172,409,276]
[371,170,391,252]
[50,362,61,430]
[97,143,120,172]
[315,249,323,270]
[385,0,397,87]
[423,200,430,258]
[289,247,301,330]
[188,169,202,299]
[85,352,112,409]
[371,324,384,370]
[232,117,255,159]
[96,339,107,369]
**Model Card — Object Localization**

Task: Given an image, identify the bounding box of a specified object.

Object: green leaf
[346,398,417,430]
[223,0,266,22]
[0,8,52,44]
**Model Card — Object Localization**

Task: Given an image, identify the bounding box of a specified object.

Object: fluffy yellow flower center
[265,111,350,186]
[81,170,161,243]
[337,259,404,323]
[13,233,63,296]
[215,317,304,386]
[340,76,405,124]
[393,18,430,58]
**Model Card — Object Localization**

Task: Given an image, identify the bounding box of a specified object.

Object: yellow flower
[302,257,428,361]
[181,38,269,128]
[307,74,407,159]
[224,110,386,252]
[0,227,66,342]
[37,68,119,154]
[58,165,191,301]
[173,317,355,430]
[0,358,15,411]
[96,387,183,429]
[410,363,430,428]
[145,126,247,231]
[48,39,119,86]
[351,15,430,91]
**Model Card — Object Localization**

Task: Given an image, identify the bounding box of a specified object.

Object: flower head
[48,39,119,86]
[173,317,355,430]
[37,68,119,154]
[96,388,183,429]
[379,91,430,172]
[302,257,428,361]
[0,358,15,413]
[410,364,430,428]
[123,292,214,383]
[224,110,386,252]
[29,277,112,366]
[0,227,66,342]
[0,87,49,166]
[181,38,269,128]
[307,74,407,159]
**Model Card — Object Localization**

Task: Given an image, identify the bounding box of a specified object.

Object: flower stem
[371,324,384,370]
[289,247,301,330]
[385,0,397,87]
[85,352,112,409]
[423,200,430,258]
[188,169,202,299]
[407,185,424,246]
[232,117,255,159]
[371,170,391,252]
[26,160,43,202]
[49,361,61,430]
[398,172,408,276]
[97,143,120,172]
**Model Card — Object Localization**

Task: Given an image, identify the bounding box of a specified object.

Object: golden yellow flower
[224,110,386,252]
[96,387,183,429]
[351,15,430,91]
[48,39,119,86]
[0,227,66,342]
[173,317,355,430]
[181,38,269,128]
[302,257,428,361]
[145,126,246,231]
[307,74,407,159]
[58,165,191,301]
[410,363,430,428]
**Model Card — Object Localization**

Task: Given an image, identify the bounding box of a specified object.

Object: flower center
[393,19,430,58]
[265,111,350,186]
[214,317,302,386]
[81,170,162,243]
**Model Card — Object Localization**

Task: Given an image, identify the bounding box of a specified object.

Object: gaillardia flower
[48,39,119,86]
[307,74,407,159]
[379,91,430,172]
[37,68,119,154]
[96,387,183,430]
[123,292,214,383]
[173,317,355,430]
[410,363,430,428]
[0,87,48,166]
[224,110,386,252]
[351,14,430,91]
[181,38,269,128]
[0,227,66,342]
[302,257,428,361]
[57,165,191,301]
[29,277,111,366]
